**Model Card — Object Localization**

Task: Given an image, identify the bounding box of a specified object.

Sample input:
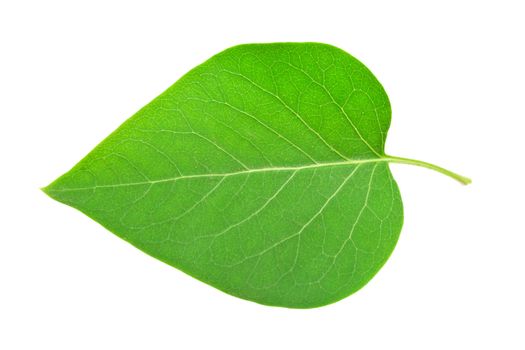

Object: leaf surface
[44,43,458,308]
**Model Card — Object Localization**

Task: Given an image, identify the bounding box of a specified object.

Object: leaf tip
[40,184,52,196]
[41,180,60,199]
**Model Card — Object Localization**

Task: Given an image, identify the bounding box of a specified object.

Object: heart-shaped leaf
[44,43,470,308]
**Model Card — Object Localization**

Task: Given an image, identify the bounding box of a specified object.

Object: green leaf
[43,43,470,308]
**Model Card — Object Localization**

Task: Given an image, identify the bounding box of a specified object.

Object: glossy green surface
[45,43,408,308]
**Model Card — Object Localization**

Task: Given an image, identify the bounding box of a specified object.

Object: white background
[1,1,524,349]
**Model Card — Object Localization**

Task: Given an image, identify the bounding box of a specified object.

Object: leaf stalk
[385,155,472,185]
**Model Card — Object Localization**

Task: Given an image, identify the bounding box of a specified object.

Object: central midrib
[47,157,396,192]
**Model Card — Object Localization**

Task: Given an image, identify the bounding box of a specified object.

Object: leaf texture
[44,43,405,308]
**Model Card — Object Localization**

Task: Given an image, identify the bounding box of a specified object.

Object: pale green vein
[44,155,471,193]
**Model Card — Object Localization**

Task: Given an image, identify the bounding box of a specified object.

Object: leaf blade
[45,43,404,308]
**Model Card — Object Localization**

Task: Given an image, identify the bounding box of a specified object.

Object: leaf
[43,43,470,308]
